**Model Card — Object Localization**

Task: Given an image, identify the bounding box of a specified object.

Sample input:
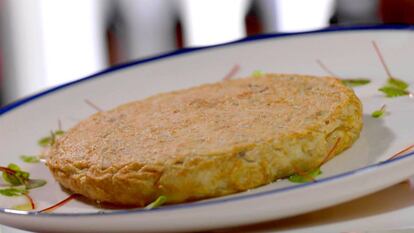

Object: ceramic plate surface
[1,25,414,233]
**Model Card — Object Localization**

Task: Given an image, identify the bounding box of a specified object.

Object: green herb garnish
[288,168,322,183]
[378,86,409,98]
[387,77,409,90]
[20,155,40,164]
[38,130,65,147]
[372,41,410,98]
[2,163,30,186]
[26,179,47,189]
[372,105,387,118]
[378,77,410,98]
[316,60,371,88]
[0,163,46,208]
[145,195,167,210]
[54,130,65,135]
[37,137,50,147]
[0,164,46,195]
[252,70,264,77]
[342,79,371,87]
[0,187,26,197]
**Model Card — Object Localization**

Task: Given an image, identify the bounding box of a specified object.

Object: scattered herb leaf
[26,179,47,190]
[372,41,411,97]
[372,105,387,118]
[1,164,46,190]
[252,70,264,77]
[316,60,371,88]
[2,164,30,186]
[20,155,40,164]
[387,77,409,90]
[288,168,322,183]
[54,130,65,136]
[38,130,65,147]
[37,137,51,147]
[342,79,371,87]
[378,86,409,98]
[0,188,26,197]
[145,195,167,210]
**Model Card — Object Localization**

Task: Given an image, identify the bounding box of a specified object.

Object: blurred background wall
[0,0,411,106]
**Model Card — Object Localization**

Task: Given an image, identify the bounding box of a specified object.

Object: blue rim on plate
[1,24,414,217]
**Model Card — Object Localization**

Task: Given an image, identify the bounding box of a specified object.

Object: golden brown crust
[46,74,363,206]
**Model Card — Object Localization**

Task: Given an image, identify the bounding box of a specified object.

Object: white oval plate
[1,25,414,233]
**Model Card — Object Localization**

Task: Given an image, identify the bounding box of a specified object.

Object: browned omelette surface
[47,74,363,206]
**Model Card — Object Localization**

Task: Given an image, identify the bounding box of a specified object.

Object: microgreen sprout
[145,195,167,210]
[316,59,370,88]
[288,138,340,184]
[20,155,40,164]
[288,168,322,183]
[372,41,411,98]
[0,187,27,197]
[0,164,46,195]
[371,105,387,118]
[379,86,409,97]
[341,79,371,88]
[38,130,65,147]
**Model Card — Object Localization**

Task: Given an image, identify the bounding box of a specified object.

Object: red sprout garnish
[84,99,103,112]
[318,138,341,167]
[387,144,414,161]
[372,41,393,79]
[39,194,79,213]
[24,193,36,210]
[223,64,240,81]
[2,166,36,210]
[316,59,340,78]
[0,166,17,175]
